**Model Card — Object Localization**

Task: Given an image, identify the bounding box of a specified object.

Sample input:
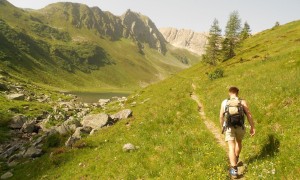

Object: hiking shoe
[230,167,238,178]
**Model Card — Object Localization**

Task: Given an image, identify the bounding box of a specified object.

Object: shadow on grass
[247,134,280,164]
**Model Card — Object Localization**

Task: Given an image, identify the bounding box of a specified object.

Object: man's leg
[235,139,242,158]
[228,140,237,167]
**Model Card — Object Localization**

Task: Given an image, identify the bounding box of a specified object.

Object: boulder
[23,146,43,158]
[65,127,92,147]
[123,143,136,152]
[55,118,81,135]
[10,115,27,129]
[21,120,36,133]
[6,93,25,100]
[81,113,112,130]
[111,109,132,121]
[72,127,92,139]
[1,172,13,179]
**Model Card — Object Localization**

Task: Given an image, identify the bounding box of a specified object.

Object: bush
[207,68,224,80]
[43,133,65,148]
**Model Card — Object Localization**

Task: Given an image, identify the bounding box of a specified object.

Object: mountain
[160,27,208,55]
[0,0,200,91]
[6,20,300,179]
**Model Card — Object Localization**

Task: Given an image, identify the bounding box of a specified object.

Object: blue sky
[7,0,300,33]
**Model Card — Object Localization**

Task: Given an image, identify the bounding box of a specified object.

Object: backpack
[224,98,245,127]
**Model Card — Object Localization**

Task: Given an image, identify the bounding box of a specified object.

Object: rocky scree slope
[160,27,208,55]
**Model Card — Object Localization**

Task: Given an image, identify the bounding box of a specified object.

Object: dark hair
[229,86,239,95]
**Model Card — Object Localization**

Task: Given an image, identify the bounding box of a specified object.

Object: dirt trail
[191,83,227,149]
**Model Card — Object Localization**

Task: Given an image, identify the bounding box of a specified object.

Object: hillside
[160,27,208,55]
[0,0,200,92]
[2,18,299,179]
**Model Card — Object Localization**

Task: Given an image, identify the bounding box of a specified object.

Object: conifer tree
[240,21,251,41]
[203,18,222,65]
[223,11,241,60]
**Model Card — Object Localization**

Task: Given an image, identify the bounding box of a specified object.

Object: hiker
[219,87,255,177]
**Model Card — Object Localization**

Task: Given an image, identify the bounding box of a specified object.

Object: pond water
[70,91,131,103]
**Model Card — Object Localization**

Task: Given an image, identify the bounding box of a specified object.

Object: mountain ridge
[160,27,208,55]
[0,1,200,91]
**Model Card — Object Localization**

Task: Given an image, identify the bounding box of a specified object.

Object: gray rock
[72,127,92,139]
[7,161,19,167]
[10,115,27,129]
[0,144,20,159]
[65,126,92,147]
[24,146,43,158]
[123,143,136,152]
[81,113,112,130]
[21,120,36,133]
[65,136,80,147]
[98,99,110,106]
[111,109,132,121]
[6,93,25,100]
[7,152,23,163]
[32,136,45,147]
[55,118,82,135]
[1,172,13,179]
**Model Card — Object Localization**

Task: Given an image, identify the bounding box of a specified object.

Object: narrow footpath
[190,83,227,149]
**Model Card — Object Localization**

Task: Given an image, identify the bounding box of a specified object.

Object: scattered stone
[32,136,45,147]
[65,136,80,147]
[98,99,110,106]
[81,113,113,130]
[7,152,23,163]
[1,172,13,179]
[130,102,137,107]
[123,143,136,152]
[8,161,19,167]
[6,93,25,100]
[72,127,92,139]
[23,146,43,158]
[0,144,20,159]
[21,120,36,133]
[118,97,127,103]
[111,109,132,121]
[10,115,27,129]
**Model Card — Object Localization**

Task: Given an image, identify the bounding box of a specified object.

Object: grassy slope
[188,20,300,178]
[0,1,200,92]
[10,21,300,179]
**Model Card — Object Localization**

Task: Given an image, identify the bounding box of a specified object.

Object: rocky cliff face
[40,3,166,54]
[159,28,208,55]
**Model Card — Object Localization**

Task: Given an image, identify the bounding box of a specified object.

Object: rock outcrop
[41,3,167,54]
[159,28,208,55]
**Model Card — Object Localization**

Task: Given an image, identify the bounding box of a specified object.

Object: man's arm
[219,103,224,127]
[242,100,256,136]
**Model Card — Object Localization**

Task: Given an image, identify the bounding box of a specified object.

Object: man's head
[228,86,239,96]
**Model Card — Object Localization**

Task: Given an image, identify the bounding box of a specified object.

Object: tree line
[203,11,251,65]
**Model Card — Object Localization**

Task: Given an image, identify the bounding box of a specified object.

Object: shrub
[43,133,64,149]
[207,68,224,80]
